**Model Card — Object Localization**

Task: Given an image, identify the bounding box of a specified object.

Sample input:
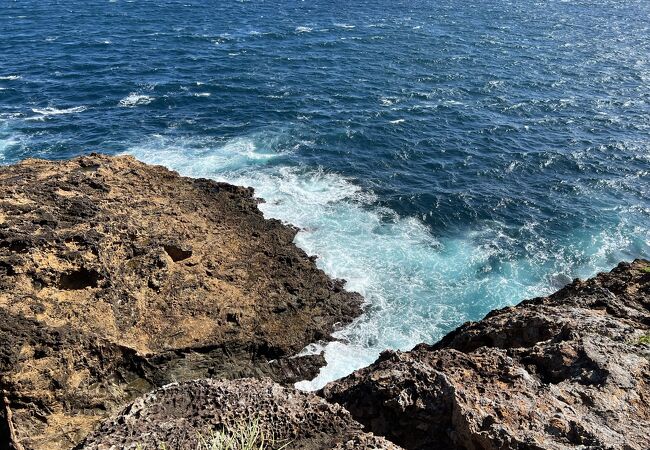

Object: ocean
[1,0,648,390]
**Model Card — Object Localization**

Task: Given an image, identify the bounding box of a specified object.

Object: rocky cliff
[0,154,362,450]
[1,154,648,450]
[321,260,650,450]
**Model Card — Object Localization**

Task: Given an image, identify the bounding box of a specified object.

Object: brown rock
[331,434,403,450]
[322,260,650,450]
[77,378,402,450]
[0,154,362,450]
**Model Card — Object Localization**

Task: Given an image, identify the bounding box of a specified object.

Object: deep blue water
[1,0,649,388]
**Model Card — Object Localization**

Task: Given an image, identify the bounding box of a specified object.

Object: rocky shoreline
[322,259,650,449]
[1,155,648,450]
[0,154,362,449]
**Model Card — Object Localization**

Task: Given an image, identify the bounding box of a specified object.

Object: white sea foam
[119,93,154,107]
[124,130,643,391]
[0,120,25,163]
[126,134,280,175]
[0,75,21,80]
[389,119,405,124]
[295,26,313,33]
[124,133,504,388]
[0,136,16,161]
[29,106,87,120]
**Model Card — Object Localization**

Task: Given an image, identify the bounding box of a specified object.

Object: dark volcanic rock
[322,260,650,450]
[78,378,402,450]
[0,154,362,450]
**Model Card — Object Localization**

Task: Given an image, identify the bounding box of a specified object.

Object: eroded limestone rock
[78,378,402,450]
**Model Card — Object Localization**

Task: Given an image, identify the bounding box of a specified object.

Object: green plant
[641,266,650,274]
[637,334,650,346]
[136,418,290,450]
[196,418,290,450]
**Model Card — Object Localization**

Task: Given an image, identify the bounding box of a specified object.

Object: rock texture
[322,260,650,450]
[79,378,402,450]
[0,154,362,450]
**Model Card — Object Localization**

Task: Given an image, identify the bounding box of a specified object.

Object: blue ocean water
[1,0,649,389]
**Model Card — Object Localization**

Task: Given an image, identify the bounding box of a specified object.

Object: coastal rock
[322,260,650,449]
[78,378,402,450]
[0,154,362,450]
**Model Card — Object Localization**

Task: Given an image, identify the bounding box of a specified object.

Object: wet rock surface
[78,378,402,450]
[322,260,650,450]
[0,154,362,450]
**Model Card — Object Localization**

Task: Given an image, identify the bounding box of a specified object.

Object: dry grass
[137,418,291,450]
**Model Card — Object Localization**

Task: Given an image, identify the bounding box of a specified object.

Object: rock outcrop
[78,378,402,450]
[2,154,648,450]
[322,260,650,450]
[0,154,362,450]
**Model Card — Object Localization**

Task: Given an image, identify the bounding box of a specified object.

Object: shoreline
[0,154,363,449]
[1,154,648,449]
[123,143,621,392]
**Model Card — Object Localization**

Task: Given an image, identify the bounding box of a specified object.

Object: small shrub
[197,418,290,450]
[137,418,290,450]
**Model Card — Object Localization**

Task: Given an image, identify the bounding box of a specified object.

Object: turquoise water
[1,0,648,389]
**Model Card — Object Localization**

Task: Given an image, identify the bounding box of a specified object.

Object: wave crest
[119,93,154,107]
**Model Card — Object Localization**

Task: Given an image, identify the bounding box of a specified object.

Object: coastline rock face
[322,260,650,450]
[0,154,362,450]
[79,378,402,450]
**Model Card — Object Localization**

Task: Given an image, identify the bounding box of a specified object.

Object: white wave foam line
[29,106,87,120]
[119,93,154,107]
[0,75,21,80]
[125,132,646,391]
[295,26,313,33]
[125,134,282,175]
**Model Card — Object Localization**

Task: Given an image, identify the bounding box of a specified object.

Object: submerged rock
[322,260,650,450]
[0,154,362,450]
[78,378,402,450]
